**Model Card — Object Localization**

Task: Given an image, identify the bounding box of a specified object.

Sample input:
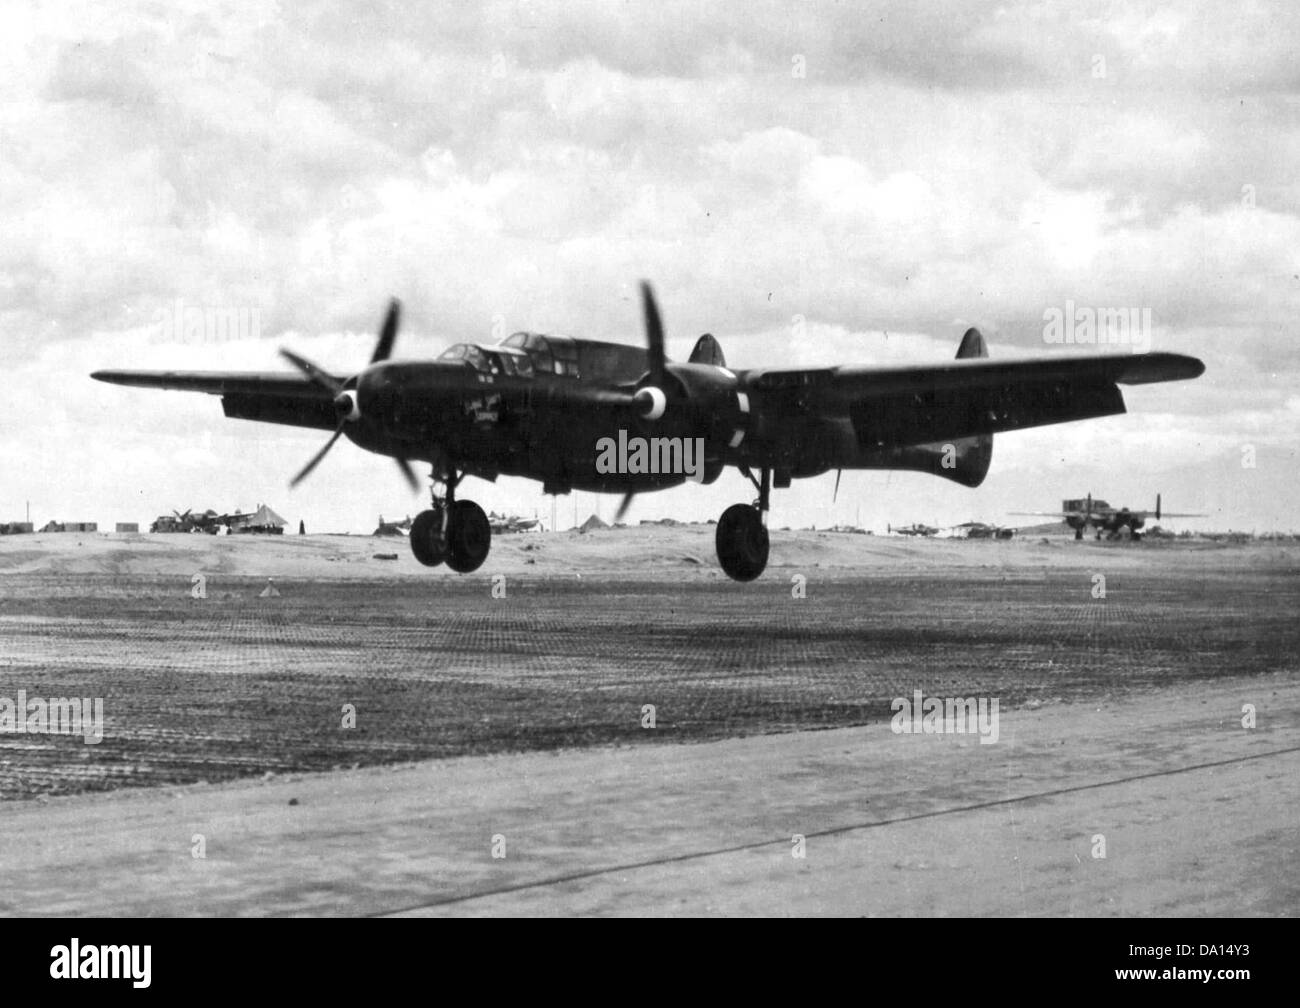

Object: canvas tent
[233,504,287,534]
[578,513,608,533]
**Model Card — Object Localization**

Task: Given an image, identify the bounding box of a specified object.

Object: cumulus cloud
[1,0,1296,532]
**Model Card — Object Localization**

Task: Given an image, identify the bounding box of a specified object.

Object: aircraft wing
[90,370,339,397]
[746,352,1204,444]
[92,369,349,432]
[92,366,640,430]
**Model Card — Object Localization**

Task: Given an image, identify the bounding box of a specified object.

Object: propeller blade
[394,456,418,492]
[290,424,346,488]
[614,491,636,524]
[371,299,402,364]
[280,349,344,395]
[640,281,666,387]
[833,469,842,503]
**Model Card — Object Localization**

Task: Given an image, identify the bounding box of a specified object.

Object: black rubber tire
[409,509,446,567]
[716,503,769,582]
[445,500,491,573]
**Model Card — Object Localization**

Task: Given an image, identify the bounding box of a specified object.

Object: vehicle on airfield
[150,508,222,534]
[93,282,1205,581]
[1012,493,1202,540]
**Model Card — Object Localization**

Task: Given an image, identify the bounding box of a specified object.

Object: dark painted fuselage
[336,332,984,495]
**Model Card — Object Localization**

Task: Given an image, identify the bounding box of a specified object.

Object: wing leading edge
[90,370,336,398]
[747,351,1204,398]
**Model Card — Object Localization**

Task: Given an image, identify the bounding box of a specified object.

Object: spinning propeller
[278,299,418,491]
[614,282,674,523]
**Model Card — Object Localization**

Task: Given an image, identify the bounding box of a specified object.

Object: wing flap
[93,369,341,432]
[221,393,340,431]
[849,378,1126,448]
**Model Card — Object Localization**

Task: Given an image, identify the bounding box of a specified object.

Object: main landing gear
[409,469,491,573]
[716,466,771,582]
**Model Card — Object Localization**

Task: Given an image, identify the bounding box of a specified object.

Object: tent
[235,504,287,534]
[578,513,608,533]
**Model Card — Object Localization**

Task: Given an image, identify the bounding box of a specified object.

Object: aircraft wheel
[716,503,769,582]
[409,509,446,567]
[1074,528,1083,541]
[1131,530,1143,541]
[445,500,491,573]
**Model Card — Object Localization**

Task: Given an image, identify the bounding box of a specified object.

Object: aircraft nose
[355,361,478,433]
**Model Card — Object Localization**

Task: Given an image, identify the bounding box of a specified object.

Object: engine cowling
[651,362,751,453]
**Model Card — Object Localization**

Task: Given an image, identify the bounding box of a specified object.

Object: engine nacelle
[662,362,752,451]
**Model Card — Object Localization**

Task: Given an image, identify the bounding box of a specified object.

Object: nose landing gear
[409,468,491,573]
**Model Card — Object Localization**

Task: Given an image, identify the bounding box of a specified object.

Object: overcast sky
[2,0,1297,535]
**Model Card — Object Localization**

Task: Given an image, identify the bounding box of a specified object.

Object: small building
[40,521,96,532]
[0,522,34,535]
[115,522,140,533]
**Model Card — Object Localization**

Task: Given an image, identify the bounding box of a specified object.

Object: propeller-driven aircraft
[92,282,1204,580]
[887,522,940,537]
[488,511,541,533]
[1012,493,1202,540]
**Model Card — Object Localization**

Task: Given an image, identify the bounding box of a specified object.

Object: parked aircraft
[887,522,940,537]
[1012,493,1201,540]
[488,511,541,533]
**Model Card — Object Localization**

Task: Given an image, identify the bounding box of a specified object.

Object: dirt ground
[0,531,1296,915]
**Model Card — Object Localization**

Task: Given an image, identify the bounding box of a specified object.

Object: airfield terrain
[0,528,1297,915]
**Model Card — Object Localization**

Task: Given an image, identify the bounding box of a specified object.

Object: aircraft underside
[392,429,1003,581]
[397,455,788,580]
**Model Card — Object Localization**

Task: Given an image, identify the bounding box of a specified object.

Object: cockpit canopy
[499,332,581,376]
[438,332,649,384]
[438,342,534,378]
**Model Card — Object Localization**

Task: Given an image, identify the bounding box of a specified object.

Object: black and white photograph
[0,0,1295,944]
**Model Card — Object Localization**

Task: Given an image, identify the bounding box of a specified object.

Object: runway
[0,531,1297,915]
[2,678,1295,916]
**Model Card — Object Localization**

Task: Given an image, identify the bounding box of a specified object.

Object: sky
[1,0,1297,535]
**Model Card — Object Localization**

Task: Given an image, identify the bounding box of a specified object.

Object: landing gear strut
[716,466,771,581]
[409,469,491,573]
